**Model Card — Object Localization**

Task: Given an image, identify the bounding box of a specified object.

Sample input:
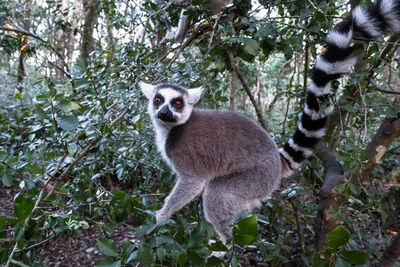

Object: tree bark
[17,0,31,93]
[67,0,79,64]
[360,115,400,179]
[313,142,346,251]
[105,8,115,63]
[229,53,239,110]
[381,234,400,267]
[80,0,99,60]
[55,0,67,79]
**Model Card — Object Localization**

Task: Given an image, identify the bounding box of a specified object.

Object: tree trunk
[230,54,239,110]
[105,8,115,63]
[80,0,99,60]
[154,19,166,60]
[67,0,79,64]
[17,0,31,93]
[55,0,67,79]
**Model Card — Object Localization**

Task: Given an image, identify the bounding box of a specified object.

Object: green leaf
[67,143,78,155]
[97,238,120,258]
[206,256,225,266]
[335,257,352,267]
[214,56,225,72]
[243,38,260,56]
[156,248,166,263]
[14,195,34,222]
[311,252,330,267]
[94,258,121,267]
[122,242,135,262]
[231,254,240,267]
[349,183,361,195]
[14,93,22,100]
[57,115,79,131]
[1,170,13,187]
[188,228,204,248]
[126,250,138,263]
[0,216,5,229]
[27,164,43,175]
[326,226,350,249]
[35,105,50,119]
[341,250,370,265]
[233,215,258,246]
[10,259,30,267]
[137,243,153,265]
[135,218,156,235]
[60,101,81,112]
[208,240,228,252]
[187,249,204,265]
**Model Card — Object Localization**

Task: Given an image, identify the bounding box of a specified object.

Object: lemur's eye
[154,97,162,105]
[174,100,183,109]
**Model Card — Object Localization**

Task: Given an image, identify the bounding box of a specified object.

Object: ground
[0,185,137,266]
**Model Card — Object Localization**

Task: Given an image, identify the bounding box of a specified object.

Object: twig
[373,86,400,95]
[0,26,71,75]
[229,54,268,131]
[289,198,305,253]
[166,24,211,70]
[15,235,55,252]
[0,26,46,43]
[365,35,400,88]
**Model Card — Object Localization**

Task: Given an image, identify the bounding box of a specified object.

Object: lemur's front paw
[155,209,168,226]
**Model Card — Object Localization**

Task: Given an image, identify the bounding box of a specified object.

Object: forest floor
[0,185,137,266]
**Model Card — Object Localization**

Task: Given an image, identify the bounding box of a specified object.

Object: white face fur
[139,82,203,128]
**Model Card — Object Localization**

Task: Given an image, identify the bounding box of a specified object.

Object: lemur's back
[165,108,282,178]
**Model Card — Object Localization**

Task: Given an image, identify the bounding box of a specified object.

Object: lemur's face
[139,82,203,127]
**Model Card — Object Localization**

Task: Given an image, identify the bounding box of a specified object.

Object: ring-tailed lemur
[141,0,400,242]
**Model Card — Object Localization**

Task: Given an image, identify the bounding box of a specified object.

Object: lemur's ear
[139,82,155,99]
[187,87,203,104]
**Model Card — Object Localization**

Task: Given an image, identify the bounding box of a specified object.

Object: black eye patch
[153,94,164,107]
[171,97,184,110]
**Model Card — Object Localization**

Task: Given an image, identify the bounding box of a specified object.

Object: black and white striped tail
[280,0,400,177]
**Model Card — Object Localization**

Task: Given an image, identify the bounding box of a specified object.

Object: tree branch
[381,234,400,267]
[230,55,268,131]
[313,142,347,251]
[0,26,71,78]
[359,114,400,180]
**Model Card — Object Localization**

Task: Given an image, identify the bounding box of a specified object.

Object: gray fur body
[164,109,281,240]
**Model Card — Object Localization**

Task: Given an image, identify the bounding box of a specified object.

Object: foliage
[0,0,399,265]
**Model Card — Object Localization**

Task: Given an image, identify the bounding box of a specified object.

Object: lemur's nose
[157,105,176,122]
[159,105,169,116]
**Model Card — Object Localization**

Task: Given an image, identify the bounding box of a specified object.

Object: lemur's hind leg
[202,188,238,242]
[202,166,280,242]
[202,173,252,242]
